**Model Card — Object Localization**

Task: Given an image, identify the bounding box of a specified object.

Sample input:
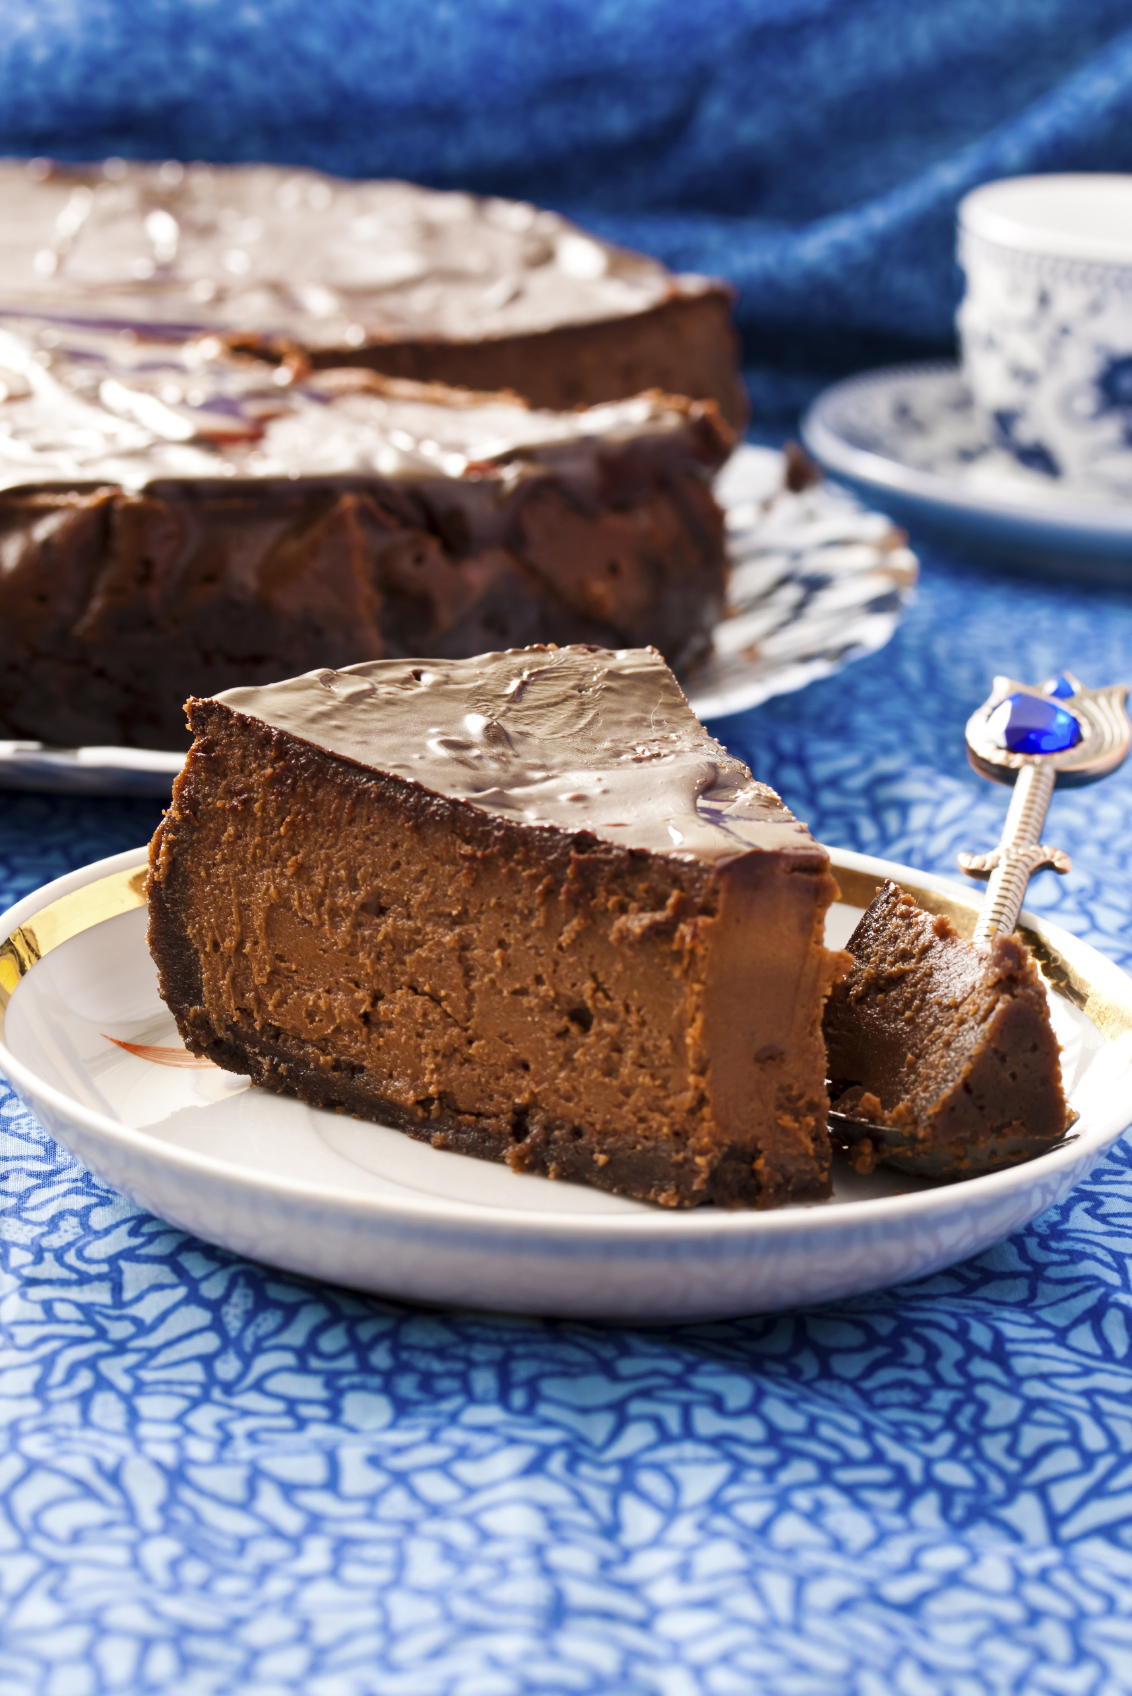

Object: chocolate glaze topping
[215,646,816,865]
[0,317,724,518]
[0,159,712,348]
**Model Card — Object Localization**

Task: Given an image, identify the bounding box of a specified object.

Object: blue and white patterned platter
[803,361,1132,569]
[0,445,917,794]
[3,844,1129,1323]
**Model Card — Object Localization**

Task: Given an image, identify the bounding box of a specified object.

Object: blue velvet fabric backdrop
[3,5,1132,1692]
[3,0,1132,421]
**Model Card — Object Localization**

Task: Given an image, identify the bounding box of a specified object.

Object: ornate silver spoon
[828,671,1130,1173]
[959,671,1130,939]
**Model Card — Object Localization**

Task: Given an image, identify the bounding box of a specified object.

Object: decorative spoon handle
[960,671,1130,939]
[959,765,1066,943]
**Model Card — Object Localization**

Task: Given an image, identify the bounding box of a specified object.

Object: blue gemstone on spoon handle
[986,693,1082,755]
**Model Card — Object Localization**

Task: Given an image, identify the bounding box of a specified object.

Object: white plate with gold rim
[1,843,1129,1321]
[0,447,917,793]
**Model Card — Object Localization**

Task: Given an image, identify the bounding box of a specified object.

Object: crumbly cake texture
[147,645,845,1209]
[0,158,747,427]
[0,322,732,749]
[823,880,1070,1177]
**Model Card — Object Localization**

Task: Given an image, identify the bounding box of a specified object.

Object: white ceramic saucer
[0,445,917,793]
[803,362,1132,570]
[1,844,1129,1322]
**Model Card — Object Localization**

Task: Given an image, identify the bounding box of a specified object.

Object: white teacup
[957,174,1132,496]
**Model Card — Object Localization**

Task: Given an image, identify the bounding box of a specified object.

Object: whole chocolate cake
[0,320,731,749]
[0,158,747,427]
[147,644,846,1209]
[823,880,1070,1178]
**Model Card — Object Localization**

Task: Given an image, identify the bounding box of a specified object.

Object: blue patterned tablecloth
[3,1,1132,1686]
[3,542,1132,1695]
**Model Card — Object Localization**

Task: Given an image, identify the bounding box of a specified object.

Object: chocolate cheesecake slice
[147,645,846,1208]
[0,158,747,428]
[0,320,731,749]
[823,881,1070,1178]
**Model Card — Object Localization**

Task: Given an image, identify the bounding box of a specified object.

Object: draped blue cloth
[3,0,1132,422]
[3,5,1132,1691]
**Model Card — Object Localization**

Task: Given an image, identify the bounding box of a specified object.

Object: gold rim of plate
[0,864,149,1025]
[0,858,1130,1046]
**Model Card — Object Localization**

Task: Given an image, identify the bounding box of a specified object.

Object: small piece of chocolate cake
[147,645,845,1208]
[0,158,748,428]
[823,880,1070,1178]
[0,320,731,749]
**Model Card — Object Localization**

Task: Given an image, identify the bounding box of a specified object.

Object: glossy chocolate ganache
[0,320,731,748]
[149,645,845,1208]
[0,158,747,426]
[215,646,815,859]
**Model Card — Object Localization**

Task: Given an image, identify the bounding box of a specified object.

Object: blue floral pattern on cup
[958,223,1132,495]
